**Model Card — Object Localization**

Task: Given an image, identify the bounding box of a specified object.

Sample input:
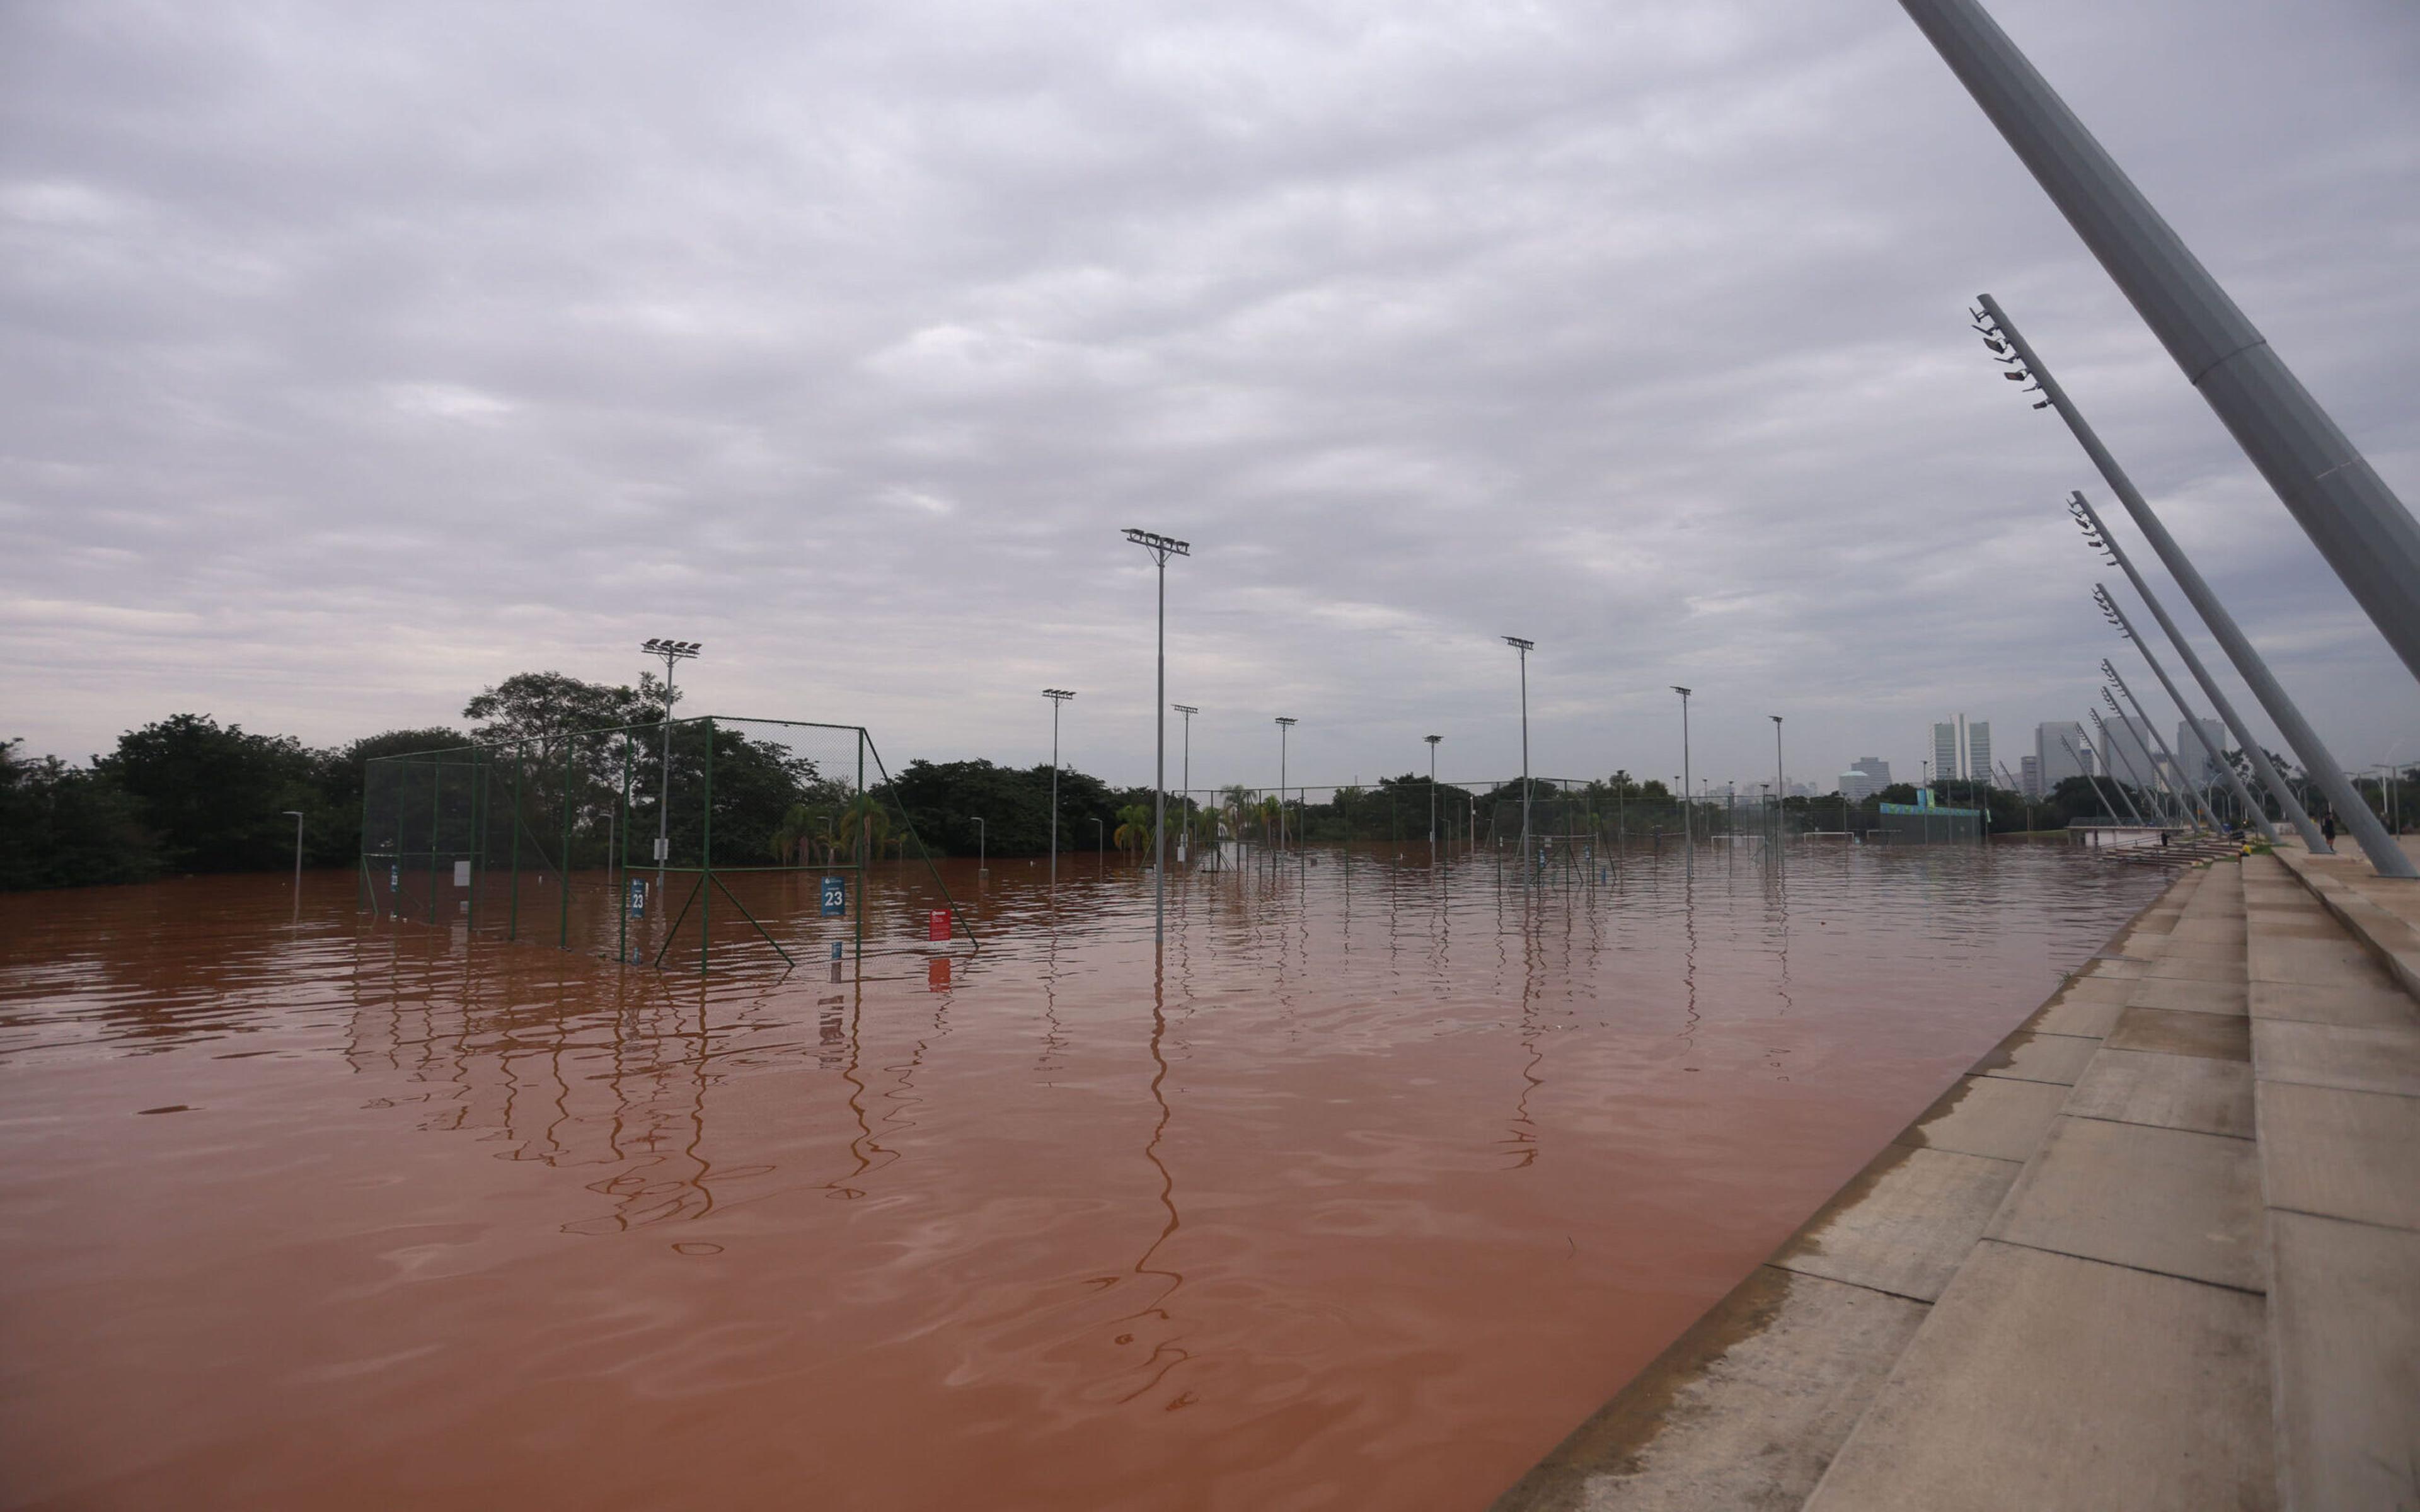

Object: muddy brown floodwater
[0,843,2164,1511]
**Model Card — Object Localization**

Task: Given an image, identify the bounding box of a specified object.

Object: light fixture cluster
[642,638,701,658]
[1970,304,2051,410]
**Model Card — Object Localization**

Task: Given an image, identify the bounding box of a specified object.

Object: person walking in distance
[2322,811,2338,844]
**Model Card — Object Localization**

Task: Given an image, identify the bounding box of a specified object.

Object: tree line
[9,668,2402,891]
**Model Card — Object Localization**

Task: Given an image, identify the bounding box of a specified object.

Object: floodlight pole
[2100,637,2220,832]
[976,816,985,874]
[642,638,701,895]
[2098,593,2264,837]
[2112,665,2214,830]
[1975,302,2409,877]
[1906,0,2420,683]
[2070,493,2293,845]
[282,810,304,900]
[1174,704,1198,865]
[2063,735,2124,827]
[1044,689,1075,890]
[1425,735,1443,850]
[2092,706,2159,827]
[1770,716,1785,842]
[1506,638,1535,869]
[1275,718,1296,857]
[1672,687,1693,866]
[2101,687,2182,827]
[1123,529,1190,946]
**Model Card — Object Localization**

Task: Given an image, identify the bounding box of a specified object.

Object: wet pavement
[0,844,2163,1511]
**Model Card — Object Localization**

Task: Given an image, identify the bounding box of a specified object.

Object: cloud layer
[5,0,2417,793]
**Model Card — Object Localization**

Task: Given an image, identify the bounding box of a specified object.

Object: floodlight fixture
[1504,636,1535,652]
[1122,527,1191,559]
[1173,704,1199,715]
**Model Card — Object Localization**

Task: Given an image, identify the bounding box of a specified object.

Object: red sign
[927,909,952,942]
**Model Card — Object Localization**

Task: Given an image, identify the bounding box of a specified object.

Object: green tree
[98,714,321,873]
[1112,803,1152,857]
[0,740,158,889]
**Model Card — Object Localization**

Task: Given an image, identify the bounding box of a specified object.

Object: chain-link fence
[360,716,970,973]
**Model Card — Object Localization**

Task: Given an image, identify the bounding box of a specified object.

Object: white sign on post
[654,836,669,862]
[453,859,471,887]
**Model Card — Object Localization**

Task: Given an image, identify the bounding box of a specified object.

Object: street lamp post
[975,816,985,874]
[1425,735,1443,851]
[1770,715,1785,843]
[1274,718,1296,857]
[1093,816,1104,866]
[1173,704,1198,865]
[1672,687,1693,862]
[1044,689,1075,888]
[1123,529,1191,946]
[641,638,701,895]
[282,810,304,900]
[1504,638,1535,868]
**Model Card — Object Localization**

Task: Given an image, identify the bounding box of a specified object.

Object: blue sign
[821,875,848,917]
[628,879,646,917]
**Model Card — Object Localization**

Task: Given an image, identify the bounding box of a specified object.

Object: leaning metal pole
[2103,688,2185,827]
[2090,709,2155,827]
[2073,493,2296,844]
[2060,735,2123,828]
[1906,0,2420,683]
[1979,295,2413,877]
[2104,654,2216,830]
[2102,590,2271,842]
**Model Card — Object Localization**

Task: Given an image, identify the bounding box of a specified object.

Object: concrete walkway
[1494,847,2420,1511]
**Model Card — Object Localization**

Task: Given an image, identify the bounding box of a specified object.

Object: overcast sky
[5,0,2417,796]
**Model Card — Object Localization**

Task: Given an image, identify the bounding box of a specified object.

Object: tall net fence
[360,716,969,973]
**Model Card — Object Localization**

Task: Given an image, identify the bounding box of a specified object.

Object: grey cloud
[3,0,2416,791]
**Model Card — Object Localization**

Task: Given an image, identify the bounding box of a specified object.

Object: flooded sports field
[0,844,2164,1511]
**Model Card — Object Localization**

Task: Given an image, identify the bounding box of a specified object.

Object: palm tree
[838,792,890,866]
[1113,803,1153,859]
[769,803,822,866]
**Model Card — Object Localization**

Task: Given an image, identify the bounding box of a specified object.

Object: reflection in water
[0,845,2168,1512]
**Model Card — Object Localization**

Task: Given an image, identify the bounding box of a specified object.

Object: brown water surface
[0,845,2163,1510]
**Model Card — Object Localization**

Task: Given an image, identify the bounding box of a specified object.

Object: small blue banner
[821,875,848,917]
[627,879,646,917]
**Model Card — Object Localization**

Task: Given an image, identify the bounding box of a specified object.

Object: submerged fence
[359,716,969,973]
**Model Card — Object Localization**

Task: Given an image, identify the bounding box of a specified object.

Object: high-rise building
[1932,722,1961,783]
[1929,716,1989,782]
[1840,756,1892,801]
[2100,716,2160,789]
[2020,755,2043,799]
[2036,721,2092,789]
[2175,718,2228,786]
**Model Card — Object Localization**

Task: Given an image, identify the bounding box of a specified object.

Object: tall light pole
[1173,704,1198,865]
[641,638,700,890]
[2070,493,2294,845]
[1425,735,1443,850]
[1124,528,1190,947]
[2106,657,2216,830]
[1506,637,1535,866]
[2093,702,2162,826]
[1770,715,1785,842]
[1973,296,2411,877]
[975,816,984,874]
[2098,588,2266,835]
[282,810,304,900]
[1044,689,1075,888]
[1274,718,1296,855]
[1671,687,1693,862]
[1904,0,2420,685]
